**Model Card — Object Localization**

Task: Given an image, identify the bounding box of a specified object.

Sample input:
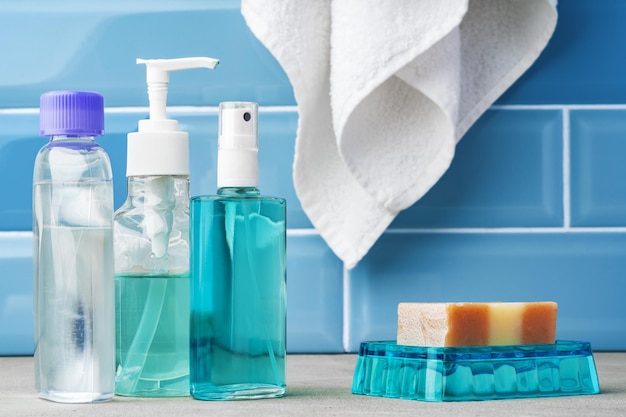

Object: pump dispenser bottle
[33,91,114,403]
[114,57,218,397]
[190,102,287,400]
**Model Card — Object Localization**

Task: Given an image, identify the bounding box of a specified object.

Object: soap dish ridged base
[352,340,600,402]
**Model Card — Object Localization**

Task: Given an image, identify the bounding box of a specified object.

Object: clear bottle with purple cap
[33,90,115,403]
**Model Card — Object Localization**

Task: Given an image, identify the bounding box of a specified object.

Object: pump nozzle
[128,56,218,177]
[137,57,219,120]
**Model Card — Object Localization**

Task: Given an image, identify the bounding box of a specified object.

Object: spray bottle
[190,102,287,400]
[114,57,218,397]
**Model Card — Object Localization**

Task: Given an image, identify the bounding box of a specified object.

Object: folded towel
[242,0,557,269]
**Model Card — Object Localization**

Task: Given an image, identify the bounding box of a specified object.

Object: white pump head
[127,57,219,176]
[137,57,219,121]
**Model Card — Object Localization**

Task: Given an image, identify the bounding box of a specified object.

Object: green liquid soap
[190,190,287,400]
[115,274,190,397]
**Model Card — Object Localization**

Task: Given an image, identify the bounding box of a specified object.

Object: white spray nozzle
[137,57,219,120]
[217,102,259,188]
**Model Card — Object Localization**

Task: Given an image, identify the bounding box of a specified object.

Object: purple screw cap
[39,91,104,137]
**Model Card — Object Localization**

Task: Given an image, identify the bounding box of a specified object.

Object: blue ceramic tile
[100,113,137,210]
[286,234,344,353]
[0,114,40,231]
[391,109,563,228]
[0,233,33,355]
[257,111,310,228]
[0,1,294,109]
[570,110,626,227]
[499,0,626,104]
[347,232,626,352]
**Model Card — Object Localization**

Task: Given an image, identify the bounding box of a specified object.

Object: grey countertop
[1,353,625,416]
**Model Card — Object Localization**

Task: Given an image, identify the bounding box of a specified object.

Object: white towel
[242,0,557,269]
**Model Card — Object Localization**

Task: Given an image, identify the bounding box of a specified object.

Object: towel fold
[242,0,557,269]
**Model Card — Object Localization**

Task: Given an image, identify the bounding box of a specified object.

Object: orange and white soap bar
[397,302,557,347]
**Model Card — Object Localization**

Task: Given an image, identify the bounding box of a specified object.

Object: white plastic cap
[217,102,258,188]
[127,57,219,176]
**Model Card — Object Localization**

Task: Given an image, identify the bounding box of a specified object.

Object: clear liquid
[115,275,190,397]
[190,191,287,400]
[33,138,115,402]
[33,225,114,403]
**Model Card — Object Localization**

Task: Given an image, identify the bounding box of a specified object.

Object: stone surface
[0,353,624,416]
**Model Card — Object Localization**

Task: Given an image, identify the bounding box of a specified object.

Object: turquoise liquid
[190,188,287,400]
[115,274,190,397]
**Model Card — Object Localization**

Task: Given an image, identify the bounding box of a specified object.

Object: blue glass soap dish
[352,340,600,402]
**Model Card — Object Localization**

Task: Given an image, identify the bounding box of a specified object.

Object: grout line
[286,229,321,236]
[342,265,351,353]
[491,104,626,111]
[0,231,32,237]
[4,103,626,115]
[384,227,626,234]
[0,105,299,115]
[6,226,626,240]
[6,230,321,238]
[0,108,39,114]
[562,108,571,229]
[491,104,567,110]
[259,105,299,113]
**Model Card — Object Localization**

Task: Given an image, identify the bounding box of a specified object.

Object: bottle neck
[127,175,190,206]
[48,134,98,149]
[217,186,261,197]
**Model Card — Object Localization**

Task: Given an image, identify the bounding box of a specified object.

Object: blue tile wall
[1,0,626,355]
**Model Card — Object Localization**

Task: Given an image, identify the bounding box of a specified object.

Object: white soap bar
[397,302,558,347]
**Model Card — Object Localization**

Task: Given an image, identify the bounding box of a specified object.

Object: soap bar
[397,302,557,347]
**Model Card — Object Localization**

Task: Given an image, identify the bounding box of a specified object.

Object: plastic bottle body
[114,176,190,397]
[33,135,115,403]
[190,187,287,400]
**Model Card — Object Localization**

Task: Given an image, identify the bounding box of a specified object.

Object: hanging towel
[241,0,558,269]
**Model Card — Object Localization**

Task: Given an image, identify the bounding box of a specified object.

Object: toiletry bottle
[33,91,114,403]
[114,57,218,397]
[190,102,287,400]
